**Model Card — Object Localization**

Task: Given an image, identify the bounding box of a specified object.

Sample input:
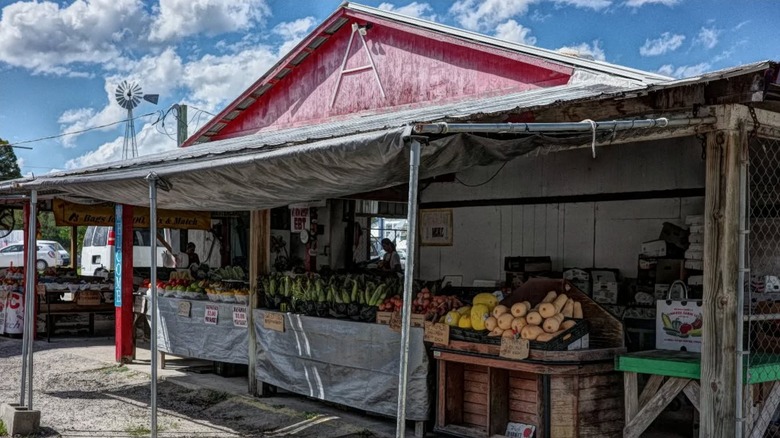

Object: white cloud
[183,47,279,110]
[149,0,270,42]
[733,20,750,31]
[639,32,685,56]
[494,20,537,45]
[274,17,317,56]
[625,0,679,6]
[557,40,606,61]
[450,0,537,31]
[378,2,437,20]
[64,123,178,169]
[694,26,720,49]
[658,63,711,79]
[553,0,612,10]
[530,9,551,22]
[0,0,147,74]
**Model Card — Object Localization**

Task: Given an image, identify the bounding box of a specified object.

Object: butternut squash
[543,313,565,333]
[562,299,574,318]
[552,294,569,313]
[573,301,584,319]
[511,302,529,318]
[561,320,577,331]
[536,330,562,342]
[484,316,498,332]
[526,311,543,326]
[520,324,545,340]
[541,291,557,304]
[497,313,514,330]
[539,303,557,318]
[492,304,510,318]
[511,317,527,332]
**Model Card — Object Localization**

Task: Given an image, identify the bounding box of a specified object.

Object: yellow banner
[53,199,212,230]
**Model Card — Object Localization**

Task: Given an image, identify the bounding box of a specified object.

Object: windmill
[115,81,159,160]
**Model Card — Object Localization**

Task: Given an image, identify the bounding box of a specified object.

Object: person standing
[379,238,401,271]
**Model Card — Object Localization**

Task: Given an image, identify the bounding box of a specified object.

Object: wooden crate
[434,348,623,438]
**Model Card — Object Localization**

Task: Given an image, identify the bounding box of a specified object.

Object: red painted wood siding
[215,16,571,140]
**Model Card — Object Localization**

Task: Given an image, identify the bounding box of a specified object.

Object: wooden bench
[616,349,780,438]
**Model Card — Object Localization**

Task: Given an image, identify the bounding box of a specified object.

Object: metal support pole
[147,174,159,438]
[735,130,748,437]
[19,191,36,407]
[396,139,421,438]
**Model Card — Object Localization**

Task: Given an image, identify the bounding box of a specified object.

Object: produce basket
[481,318,589,350]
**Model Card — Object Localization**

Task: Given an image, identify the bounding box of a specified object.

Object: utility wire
[455,161,508,187]
[6,111,157,147]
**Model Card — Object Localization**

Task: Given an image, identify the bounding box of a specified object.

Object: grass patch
[0,419,7,436]
[99,365,131,375]
[304,411,319,420]
[125,425,165,437]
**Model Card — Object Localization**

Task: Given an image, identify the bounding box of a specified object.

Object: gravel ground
[0,337,389,438]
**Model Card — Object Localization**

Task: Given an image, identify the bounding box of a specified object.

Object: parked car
[0,242,63,270]
[38,240,71,267]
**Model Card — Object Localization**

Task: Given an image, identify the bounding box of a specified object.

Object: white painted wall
[418,138,705,284]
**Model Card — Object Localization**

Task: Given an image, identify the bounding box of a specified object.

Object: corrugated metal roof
[646,60,773,90]
[32,81,634,181]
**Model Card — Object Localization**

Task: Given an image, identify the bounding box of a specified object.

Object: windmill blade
[143,94,159,105]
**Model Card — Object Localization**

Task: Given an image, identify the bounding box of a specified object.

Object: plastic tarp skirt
[149,297,249,364]
[254,309,431,421]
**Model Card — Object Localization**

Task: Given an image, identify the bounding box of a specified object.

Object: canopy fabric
[11,127,600,211]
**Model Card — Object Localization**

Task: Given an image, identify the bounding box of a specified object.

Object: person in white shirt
[379,238,402,271]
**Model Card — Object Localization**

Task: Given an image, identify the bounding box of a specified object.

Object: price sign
[204,304,219,325]
[500,336,529,360]
[263,311,285,332]
[177,301,191,318]
[233,306,248,328]
[424,321,450,345]
[389,311,402,333]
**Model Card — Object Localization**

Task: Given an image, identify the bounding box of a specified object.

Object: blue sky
[0,0,777,176]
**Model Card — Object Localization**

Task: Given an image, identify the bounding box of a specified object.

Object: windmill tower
[115,81,159,160]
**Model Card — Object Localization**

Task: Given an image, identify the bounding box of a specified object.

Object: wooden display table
[434,341,626,438]
[616,350,780,438]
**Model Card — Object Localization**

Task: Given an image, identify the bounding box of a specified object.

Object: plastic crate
[482,318,589,351]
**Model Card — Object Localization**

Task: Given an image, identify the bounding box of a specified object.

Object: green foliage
[0,418,7,436]
[0,138,21,181]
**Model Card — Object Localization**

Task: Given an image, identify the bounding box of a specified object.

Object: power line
[6,111,157,147]
[187,105,215,117]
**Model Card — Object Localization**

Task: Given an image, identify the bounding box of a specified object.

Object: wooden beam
[683,380,701,412]
[248,210,271,396]
[624,372,639,426]
[700,105,743,438]
[624,377,690,438]
[748,382,780,438]
[638,374,665,408]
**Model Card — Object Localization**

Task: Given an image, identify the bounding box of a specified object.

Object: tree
[0,138,22,181]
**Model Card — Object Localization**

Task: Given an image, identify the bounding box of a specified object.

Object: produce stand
[616,349,780,438]
[253,308,431,429]
[432,278,626,438]
[150,296,249,365]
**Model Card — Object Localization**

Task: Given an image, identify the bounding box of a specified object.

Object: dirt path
[0,338,389,437]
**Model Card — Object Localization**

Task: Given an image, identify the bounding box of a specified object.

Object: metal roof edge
[343,2,672,85]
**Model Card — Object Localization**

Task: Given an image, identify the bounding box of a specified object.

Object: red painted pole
[114,204,134,363]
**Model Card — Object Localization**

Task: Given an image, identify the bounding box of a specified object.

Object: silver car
[0,242,63,270]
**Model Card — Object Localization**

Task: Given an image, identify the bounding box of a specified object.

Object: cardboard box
[685,259,704,271]
[641,240,682,258]
[591,270,618,304]
[659,222,690,248]
[504,256,552,273]
[654,284,671,300]
[655,259,685,284]
[563,269,591,295]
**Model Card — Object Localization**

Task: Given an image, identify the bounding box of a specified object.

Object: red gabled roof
[183,2,669,147]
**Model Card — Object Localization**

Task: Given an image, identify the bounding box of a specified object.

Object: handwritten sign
[424,321,450,345]
[389,311,402,332]
[233,306,248,328]
[263,311,285,332]
[376,311,392,325]
[204,304,219,325]
[500,336,530,360]
[177,301,191,318]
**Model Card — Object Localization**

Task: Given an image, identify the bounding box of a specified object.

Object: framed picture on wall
[420,209,453,246]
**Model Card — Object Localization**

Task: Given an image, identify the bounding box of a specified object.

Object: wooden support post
[624,372,638,426]
[701,106,743,438]
[624,377,690,438]
[248,210,271,397]
[115,204,134,363]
